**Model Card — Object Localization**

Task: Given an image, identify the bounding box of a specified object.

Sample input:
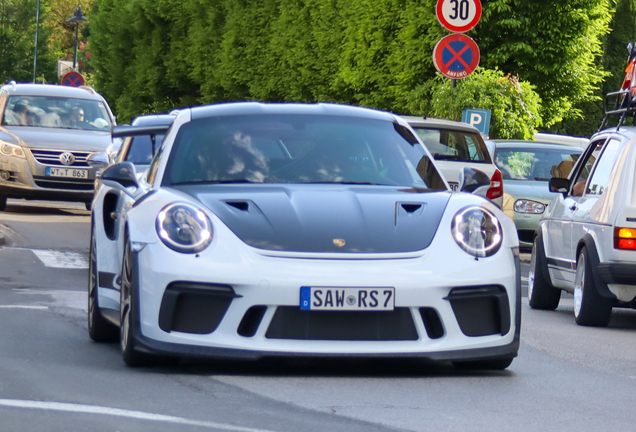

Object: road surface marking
[0,246,88,269]
[0,399,279,432]
[0,305,48,310]
[31,249,88,269]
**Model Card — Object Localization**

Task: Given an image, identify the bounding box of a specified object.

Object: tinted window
[2,95,111,130]
[494,147,582,181]
[163,115,446,190]
[412,127,489,163]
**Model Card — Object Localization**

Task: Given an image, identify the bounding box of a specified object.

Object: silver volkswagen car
[0,82,115,210]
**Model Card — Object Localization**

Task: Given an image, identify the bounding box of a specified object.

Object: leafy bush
[422,68,542,139]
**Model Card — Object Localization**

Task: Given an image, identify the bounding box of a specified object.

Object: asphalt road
[2,199,636,432]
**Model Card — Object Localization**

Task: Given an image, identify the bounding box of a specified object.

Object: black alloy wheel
[120,234,151,367]
[88,223,118,342]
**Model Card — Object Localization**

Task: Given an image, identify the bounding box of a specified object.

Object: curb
[0,224,6,246]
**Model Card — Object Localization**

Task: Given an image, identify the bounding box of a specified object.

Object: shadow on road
[3,199,89,216]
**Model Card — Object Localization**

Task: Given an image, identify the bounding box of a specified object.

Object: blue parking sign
[462,108,491,136]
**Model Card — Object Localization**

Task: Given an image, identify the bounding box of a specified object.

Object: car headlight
[514,199,545,214]
[0,142,25,158]
[451,206,503,257]
[156,203,213,253]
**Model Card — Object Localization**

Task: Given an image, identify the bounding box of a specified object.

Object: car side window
[585,138,621,196]
[570,139,606,196]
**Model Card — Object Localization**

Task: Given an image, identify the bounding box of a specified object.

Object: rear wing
[111,124,171,139]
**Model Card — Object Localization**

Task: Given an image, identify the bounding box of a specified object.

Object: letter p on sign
[462,108,491,136]
[470,113,482,126]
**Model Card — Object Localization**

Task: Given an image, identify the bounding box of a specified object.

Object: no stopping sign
[433,33,480,79]
[436,0,482,33]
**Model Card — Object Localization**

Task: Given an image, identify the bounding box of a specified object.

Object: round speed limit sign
[436,0,482,33]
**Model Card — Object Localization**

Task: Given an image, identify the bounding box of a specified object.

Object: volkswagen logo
[59,152,75,166]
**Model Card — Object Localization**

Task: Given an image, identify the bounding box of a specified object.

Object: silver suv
[0,82,115,210]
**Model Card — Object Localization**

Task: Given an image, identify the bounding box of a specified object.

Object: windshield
[411,127,490,163]
[494,147,582,181]
[2,95,112,131]
[163,114,446,190]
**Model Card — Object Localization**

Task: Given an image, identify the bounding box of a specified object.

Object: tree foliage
[0,0,58,83]
[425,68,542,139]
[89,0,612,134]
[475,0,612,128]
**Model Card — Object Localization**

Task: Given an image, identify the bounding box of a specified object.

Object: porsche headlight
[156,203,213,253]
[0,142,25,158]
[514,199,545,214]
[451,206,503,257]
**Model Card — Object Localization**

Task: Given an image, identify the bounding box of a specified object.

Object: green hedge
[90,0,610,139]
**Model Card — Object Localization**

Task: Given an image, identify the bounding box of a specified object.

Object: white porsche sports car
[89,102,521,369]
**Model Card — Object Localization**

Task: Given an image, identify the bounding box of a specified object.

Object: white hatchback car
[529,126,636,326]
[402,116,503,208]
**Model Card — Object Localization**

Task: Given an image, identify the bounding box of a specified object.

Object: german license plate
[46,167,88,179]
[448,182,459,191]
[300,286,395,311]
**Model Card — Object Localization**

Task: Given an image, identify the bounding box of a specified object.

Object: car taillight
[486,169,503,200]
[614,227,636,250]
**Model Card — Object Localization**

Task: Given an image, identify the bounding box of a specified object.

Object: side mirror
[458,167,491,193]
[101,162,139,193]
[86,152,110,170]
[549,177,569,194]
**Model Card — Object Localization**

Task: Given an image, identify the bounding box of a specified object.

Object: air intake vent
[401,203,422,213]
[238,306,268,337]
[224,201,250,211]
[419,307,445,339]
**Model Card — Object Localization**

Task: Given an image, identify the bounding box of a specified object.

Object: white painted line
[0,399,279,432]
[31,250,88,269]
[0,305,48,310]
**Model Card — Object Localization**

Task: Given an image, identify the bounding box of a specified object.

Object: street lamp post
[67,5,88,71]
[32,0,41,83]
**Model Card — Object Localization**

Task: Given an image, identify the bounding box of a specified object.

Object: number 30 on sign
[436,0,482,33]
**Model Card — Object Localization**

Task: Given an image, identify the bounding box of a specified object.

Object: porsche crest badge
[333,239,346,247]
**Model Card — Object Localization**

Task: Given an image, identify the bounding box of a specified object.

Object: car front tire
[120,234,151,367]
[573,247,613,327]
[528,234,561,310]
[0,195,6,211]
[88,224,118,342]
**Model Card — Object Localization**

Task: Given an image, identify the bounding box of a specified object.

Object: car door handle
[569,204,577,211]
